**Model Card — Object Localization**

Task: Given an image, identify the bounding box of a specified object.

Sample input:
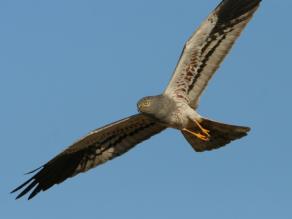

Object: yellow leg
[182,128,210,141]
[193,119,210,137]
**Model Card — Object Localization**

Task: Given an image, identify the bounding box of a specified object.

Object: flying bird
[12,0,261,199]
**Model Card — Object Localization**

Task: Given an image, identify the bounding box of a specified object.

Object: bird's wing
[164,0,261,107]
[12,114,166,200]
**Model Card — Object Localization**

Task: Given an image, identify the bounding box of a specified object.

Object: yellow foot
[193,119,210,137]
[182,128,210,141]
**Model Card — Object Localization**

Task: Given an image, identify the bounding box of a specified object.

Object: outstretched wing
[12,114,166,200]
[164,0,261,107]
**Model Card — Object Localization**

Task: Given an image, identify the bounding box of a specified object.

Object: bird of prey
[12,0,261,199]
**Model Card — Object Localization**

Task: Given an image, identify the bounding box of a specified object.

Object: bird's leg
[182,128,209,141]
[182,118,210,141]
[193,119,210,137]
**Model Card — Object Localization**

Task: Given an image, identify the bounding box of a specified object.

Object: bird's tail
[181,118,250,152]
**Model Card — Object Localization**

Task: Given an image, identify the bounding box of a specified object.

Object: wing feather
[164,0,261,107]
[12,114,166,199]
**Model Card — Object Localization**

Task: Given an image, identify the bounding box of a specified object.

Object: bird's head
[137,95,173,120]
[137,96,160,115]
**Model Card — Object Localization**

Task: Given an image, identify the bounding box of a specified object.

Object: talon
[201,128,210,135]
[182,128,210,141]
[195,133,210,141]
[193,119,210,136]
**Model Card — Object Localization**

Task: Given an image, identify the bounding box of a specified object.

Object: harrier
[12,0,261,199]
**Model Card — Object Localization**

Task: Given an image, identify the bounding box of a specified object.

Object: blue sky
[1,0,291,218]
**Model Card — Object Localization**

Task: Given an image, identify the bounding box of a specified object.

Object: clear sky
[1,0,291,218]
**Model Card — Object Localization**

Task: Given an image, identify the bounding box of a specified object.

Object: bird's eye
[143,100,150,107]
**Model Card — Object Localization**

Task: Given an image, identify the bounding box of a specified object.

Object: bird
[12,0,261,200]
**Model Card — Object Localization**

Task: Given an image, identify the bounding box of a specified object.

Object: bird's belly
[160,108,189,130]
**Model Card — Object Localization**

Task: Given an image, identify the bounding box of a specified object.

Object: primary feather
[164,0,261,108]
[12,0,261,200]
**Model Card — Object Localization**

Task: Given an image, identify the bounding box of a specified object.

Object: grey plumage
[12,0,261,200]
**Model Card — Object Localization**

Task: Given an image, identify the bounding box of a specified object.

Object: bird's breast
[156,103,190,130]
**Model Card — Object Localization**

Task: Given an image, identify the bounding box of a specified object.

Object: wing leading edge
[12,114,166,199]
[164,0,261,107]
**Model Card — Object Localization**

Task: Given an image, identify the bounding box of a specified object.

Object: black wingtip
[25,166,43,175]
[11,166,44,200]
[12,150,85,200]
[28,185,43,200]
[12,180,43,200]
[13,179,38,200]
[11,177,34,194]
[216,0,261,22]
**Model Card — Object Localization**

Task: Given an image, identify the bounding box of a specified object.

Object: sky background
[1,0,291,218]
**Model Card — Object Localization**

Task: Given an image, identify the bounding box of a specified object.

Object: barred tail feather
[182,118,250,152]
